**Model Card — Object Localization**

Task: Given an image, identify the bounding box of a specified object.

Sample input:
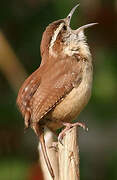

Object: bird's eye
[63,25,67,30]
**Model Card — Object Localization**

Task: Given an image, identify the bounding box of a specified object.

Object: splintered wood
[59,126,79,180]
[39,127,80,180]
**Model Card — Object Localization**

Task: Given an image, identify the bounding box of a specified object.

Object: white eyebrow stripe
[49,22,64,49]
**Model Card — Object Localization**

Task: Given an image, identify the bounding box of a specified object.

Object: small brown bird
[17,4,97,178]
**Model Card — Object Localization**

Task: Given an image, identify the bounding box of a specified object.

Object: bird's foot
[58,121,88,145]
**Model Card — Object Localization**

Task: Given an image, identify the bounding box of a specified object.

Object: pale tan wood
[38,127,80,180]
[58,127,80,180]
[38,130,59,180]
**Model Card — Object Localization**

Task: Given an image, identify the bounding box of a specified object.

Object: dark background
[0,0,117,179]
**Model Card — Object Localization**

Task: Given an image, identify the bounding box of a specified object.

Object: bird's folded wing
[31,57,83,123]
[16,65,45,116]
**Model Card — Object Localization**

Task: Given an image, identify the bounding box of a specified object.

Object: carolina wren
[17,4,97,178]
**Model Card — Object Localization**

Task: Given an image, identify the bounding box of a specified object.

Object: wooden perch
[38,131,59,180]
[39,126,80,180]
[58,126,80,180]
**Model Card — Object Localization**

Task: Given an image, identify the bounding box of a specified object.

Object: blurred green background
[0,0,117,179]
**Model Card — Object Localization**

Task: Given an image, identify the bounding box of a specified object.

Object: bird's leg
[32,123,55,179]
[58,121,88,144]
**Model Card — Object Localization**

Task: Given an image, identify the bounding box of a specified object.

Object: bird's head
[40,4,97,59]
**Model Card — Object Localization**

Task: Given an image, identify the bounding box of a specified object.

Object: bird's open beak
[65,5,98,32]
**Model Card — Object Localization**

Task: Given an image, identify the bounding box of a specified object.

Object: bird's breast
[45,61,93,131]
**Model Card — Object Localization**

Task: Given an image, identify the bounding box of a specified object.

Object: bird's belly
[46,65,92,131]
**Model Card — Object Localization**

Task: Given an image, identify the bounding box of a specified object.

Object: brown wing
[16,64,46,116]
[30,56,83,124]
